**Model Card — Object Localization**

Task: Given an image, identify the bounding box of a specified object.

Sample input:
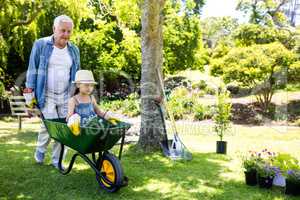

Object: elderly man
[25,15,80,169]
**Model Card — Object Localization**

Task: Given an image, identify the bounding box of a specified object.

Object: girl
[67,70,110,126]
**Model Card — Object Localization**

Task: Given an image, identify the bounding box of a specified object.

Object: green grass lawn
[1,118,300,200]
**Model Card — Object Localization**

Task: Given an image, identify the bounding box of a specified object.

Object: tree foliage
[236,0,289,27]
[163,0,207,73]
[76,0,207,81]
[233,23,297,49]
[211,42,296,111]
[0,0,44,86]
[0,0,207,98]
[201,16,238,48]
[0,0,88,88]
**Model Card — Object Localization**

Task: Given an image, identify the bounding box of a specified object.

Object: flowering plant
[255,149,278,178]
[258,149,276,161]
[256,163,278,178]
[286,170,300,183]
[242,151,261,172]
[242,149,276,173]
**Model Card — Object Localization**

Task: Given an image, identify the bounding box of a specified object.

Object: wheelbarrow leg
[58,143,65,171]
[58,143,79,175]
[92,152,97,163]
[57,143,102,176]
[118,128,126,160]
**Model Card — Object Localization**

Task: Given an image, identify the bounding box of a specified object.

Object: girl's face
[77,83,95,95]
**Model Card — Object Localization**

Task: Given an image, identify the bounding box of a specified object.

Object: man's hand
[23,88,37,109]
[23,88,38,117]
[154,96,163,104]
[23,88,33,93]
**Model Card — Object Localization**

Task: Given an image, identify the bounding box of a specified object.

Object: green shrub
[168,98,185,120]
[168,87,191,120]
[191,80,207,90]
[170,87,189,97]
[193,104,205,120]
[192,91,205,98]
[213,87,232,141]
[294,118,300,127]
[193,104,213,121]
[100,99,123,112]
[286,83,300,92]
[226,82,239,95]
[204,105,214,119]
[205,86,216,95]
[167,86,217,120]
[164,76,190,92]
[273,153,300,174]
[120,93,140,117]
[169,101,185,120]
[99,93,140,117]
[0,82,6,99]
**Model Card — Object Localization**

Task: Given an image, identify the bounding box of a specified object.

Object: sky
[201,0,248,22]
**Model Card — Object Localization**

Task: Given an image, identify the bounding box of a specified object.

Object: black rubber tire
[96,152,124,192]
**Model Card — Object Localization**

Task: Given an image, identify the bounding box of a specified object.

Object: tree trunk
[138,0,165,152]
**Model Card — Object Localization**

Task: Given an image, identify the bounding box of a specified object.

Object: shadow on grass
[120,146,298,200]
[1,131,299,200]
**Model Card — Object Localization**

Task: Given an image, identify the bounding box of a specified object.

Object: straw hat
[73,70,97,84]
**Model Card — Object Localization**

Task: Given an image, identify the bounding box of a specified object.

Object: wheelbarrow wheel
[96,152,124,192]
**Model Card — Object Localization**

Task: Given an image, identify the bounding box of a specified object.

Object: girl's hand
[103,111,120,125]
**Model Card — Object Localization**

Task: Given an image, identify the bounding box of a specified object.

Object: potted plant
[242,151,260,186]
[285,170,300,196]
[257,162,276,189]
[213,86,231,154]
[272,153,298,188]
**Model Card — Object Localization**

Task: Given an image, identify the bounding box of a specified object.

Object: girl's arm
[66,98,76,121]
[91,96,107,118]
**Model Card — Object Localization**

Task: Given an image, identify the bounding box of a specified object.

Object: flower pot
[285,179,300,196]
[216,141,227,154]
[244,170,257,186]
[258,176,273,189]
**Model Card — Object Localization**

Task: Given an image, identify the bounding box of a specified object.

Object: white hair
[53,15,74,28]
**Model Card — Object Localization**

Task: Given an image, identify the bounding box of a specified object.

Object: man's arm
[25,40,40,89]
[75,45,80,70]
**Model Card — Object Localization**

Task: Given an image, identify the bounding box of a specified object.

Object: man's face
[53,21,73,48]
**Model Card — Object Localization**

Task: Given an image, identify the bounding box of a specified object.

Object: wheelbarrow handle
[36,105,62,121]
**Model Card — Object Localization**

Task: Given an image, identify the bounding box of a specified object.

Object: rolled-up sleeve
[75,45,80,70]
[25,41,40,89]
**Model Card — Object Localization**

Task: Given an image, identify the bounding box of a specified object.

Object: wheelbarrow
[42,115,131,193]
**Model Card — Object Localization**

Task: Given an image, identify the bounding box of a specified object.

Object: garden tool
[156,68,192,161]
